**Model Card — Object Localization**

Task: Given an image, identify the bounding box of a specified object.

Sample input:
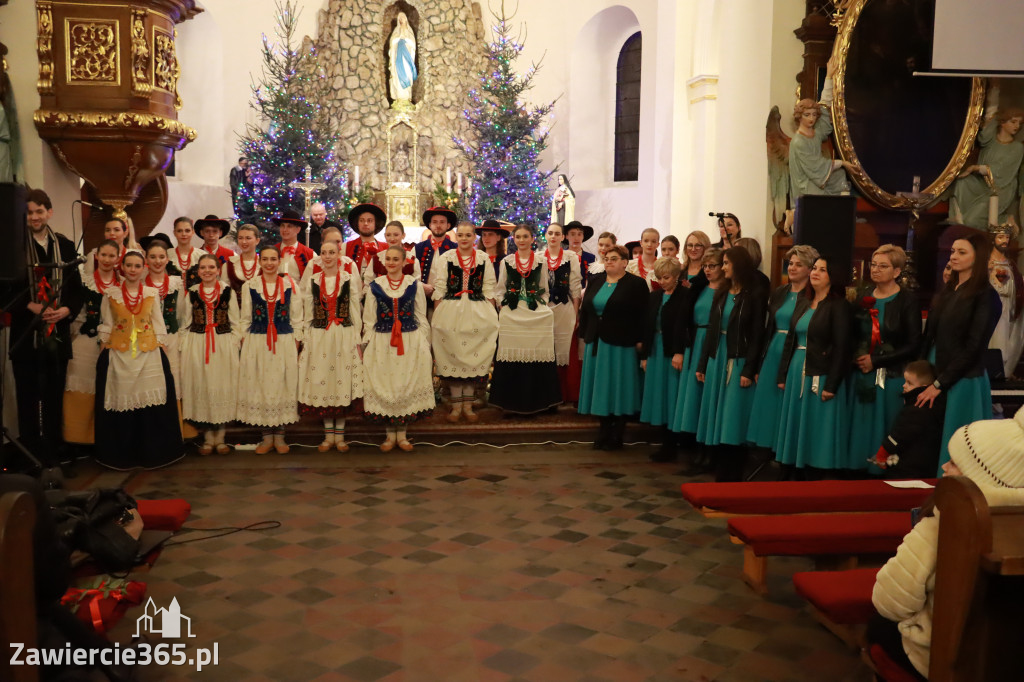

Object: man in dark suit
[229,157,248,213]
[9,189,83,467]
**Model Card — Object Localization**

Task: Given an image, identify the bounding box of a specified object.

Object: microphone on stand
[74,199,100,209]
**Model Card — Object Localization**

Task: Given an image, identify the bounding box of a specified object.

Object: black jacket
[922,283,1001,389]
[579,272,649,349]
[8,231,84,363]
[697,286,766,380]
[854,286,922,377]
[778,294,851,394]
[640,286,693,359]
[881,386,946,479]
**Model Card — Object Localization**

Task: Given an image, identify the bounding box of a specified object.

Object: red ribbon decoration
[200,282,222,364]
[319,270,342,327]
[869,308,882,353]
[390,298,404,355]
[262,276,282,354]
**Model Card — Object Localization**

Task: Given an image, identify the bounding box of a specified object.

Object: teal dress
[748,291,799,449]
[579,283,642,416]
[774,308,854,469]
[640,296,681,426]
[696,294,755,446]
[929,348,991,472]
[670,286,715,434]
[848,293,905,461]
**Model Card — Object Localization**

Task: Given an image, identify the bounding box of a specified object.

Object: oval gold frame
[831,0,986,210]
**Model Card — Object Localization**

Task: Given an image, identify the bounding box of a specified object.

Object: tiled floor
[86,444,870,682]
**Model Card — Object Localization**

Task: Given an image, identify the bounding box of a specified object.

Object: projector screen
[933,0,1024,75]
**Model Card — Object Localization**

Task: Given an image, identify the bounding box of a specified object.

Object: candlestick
[457,172,464,194]
[988,194,999,227]
[466,177,472,193]
[446,167,452,194]
[354,165,360,192]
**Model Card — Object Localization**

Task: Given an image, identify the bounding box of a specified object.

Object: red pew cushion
[793,567,881,625]
[136,498,191,531]
[680,480,935,515]
[728,512,913,557]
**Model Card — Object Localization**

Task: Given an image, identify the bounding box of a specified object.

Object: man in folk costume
[345,203,387,277]
[415,207,457,298]
[564,221,596,287]
[274,210,316,280]
[195,215,235,268]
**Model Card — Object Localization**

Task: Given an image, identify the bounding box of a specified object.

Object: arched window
[614,32,642,182]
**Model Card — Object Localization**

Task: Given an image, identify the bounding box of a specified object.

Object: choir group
[61,200,1000,477]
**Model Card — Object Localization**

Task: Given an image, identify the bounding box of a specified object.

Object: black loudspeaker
[0,183,27,281]
[793,194,856,287]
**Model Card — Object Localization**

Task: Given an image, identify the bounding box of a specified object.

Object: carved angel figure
[788,57,851,201]
[766,105,791,231]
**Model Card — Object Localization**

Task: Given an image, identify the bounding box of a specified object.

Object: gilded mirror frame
[831,0,986,210]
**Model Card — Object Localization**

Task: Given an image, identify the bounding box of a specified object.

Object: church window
[614,32,642,183]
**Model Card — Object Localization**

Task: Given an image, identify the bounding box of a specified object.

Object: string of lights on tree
[453,3,558,235]
[235,0,365,234]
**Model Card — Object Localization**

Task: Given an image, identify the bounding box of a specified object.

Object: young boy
[870,360,946,479]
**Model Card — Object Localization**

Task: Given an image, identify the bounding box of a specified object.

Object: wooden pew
[0,491,39,682]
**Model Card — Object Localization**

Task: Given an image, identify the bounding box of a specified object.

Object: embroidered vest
[247,285,294,334]
[107,295,159,353]
[415,239,454,282]
[311,279,353,329]
[548,260,571,305]
[79,288,104,338]
[370,281,418,333]
[187,289,233,334]
[159,287,180,334]
[501,263,545,311]
[443,260,486,301]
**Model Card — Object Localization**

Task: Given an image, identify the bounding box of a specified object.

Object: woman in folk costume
[94,251,182,469]
[477,219,511,280]
[63,240,120,445]
[364,220,420,291]
[430,221,499,422]
[489,225,562,414]
[300,224,358,288]
[237,245,303,454]
[362,245,435,451]
[83,216,141,278]
[299,241,364,452]
[542,223,582,402]
[626,228,661,291]
[139,236,184,396]
[167,216,202,288]
[178,254,241,455]
[222,223,262,304]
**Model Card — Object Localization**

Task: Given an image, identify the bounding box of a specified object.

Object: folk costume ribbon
[200,282,221,364]
[319,271,342,327]
[262,275,284,354]
[390,298,404,355]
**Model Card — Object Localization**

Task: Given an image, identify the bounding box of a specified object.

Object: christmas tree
[453,3,557,230]
[236,0,352,231]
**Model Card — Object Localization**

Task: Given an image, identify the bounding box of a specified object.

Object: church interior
[2,0,1024,680]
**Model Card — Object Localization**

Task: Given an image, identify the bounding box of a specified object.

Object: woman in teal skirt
[578,245,650,450]
[849,245,922,461]
[917,232,1001,471]
[775,256,853,474]
[670,248,725,437]
[694,247,766,480]
[640,257,692,461]
[748,244,818,450]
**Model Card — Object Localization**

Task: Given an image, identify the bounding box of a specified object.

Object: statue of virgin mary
[388,12,417,103]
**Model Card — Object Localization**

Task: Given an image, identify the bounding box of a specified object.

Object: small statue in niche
[788,55,852,200]
[948,85,1023,230]
[988,225,1024,378]
[550,174,575,225]
[388,12,417,103]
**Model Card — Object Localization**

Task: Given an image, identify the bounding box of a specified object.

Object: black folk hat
[138,233,173,252]
[563,220,594,242]
[347,204,387,233]
[476,218,512,236]
[272,210,309,230]
[194,214,231,237]
[422,206,458,228]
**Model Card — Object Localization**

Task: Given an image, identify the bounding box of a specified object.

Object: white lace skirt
[496,304,555,363]
[236,331,300,427]
[103,348,168,412]
[550,302,576,367]
[362,327,436,420]
[66,332,103,394]
[431,297,499,379]
[179,330,239,425]
[298,323,364,407]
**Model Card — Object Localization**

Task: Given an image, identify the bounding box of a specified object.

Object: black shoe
[649,445,678,463]
[593,419,612,450]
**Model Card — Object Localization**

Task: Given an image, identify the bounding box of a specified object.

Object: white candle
[466,177,472,193]
[446,167,452,193]
[457,172,464,194]
[989,194,999,226]
[354,165,360,191]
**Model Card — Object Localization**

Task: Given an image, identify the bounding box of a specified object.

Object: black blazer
[697,286,766,380]
[682,267,709,295]
[9,231,84,363]
[640,286,693,359]
[855,286,922,376]
[579,272,649,349]
[922,283,1001,389]
[778,294,851,394]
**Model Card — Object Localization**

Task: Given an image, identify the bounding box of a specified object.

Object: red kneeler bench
[728,511,912,594]
[792,567,880,648]
[680,479,936,518]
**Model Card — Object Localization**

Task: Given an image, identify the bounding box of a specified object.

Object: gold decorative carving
[34,109,198,144]
[831,0,985,210]
[131,9,152,97]
[124,144,143,190]
[65,19,120,84]
[37,1,54,95]
[152,27,182,109]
